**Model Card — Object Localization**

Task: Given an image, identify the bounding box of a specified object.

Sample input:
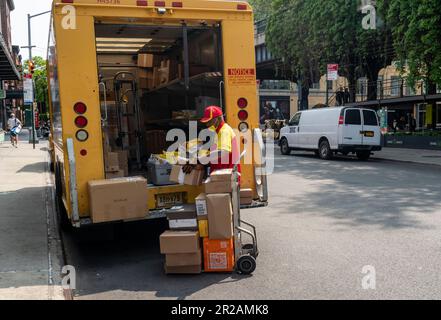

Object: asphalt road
[62,150,441,300]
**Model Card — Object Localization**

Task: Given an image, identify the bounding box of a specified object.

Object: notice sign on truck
[227,68,256,86]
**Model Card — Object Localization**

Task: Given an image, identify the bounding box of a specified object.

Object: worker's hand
[182,164,195,174]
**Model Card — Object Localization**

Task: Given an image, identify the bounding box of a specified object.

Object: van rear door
[361,109,381,146]
[341,109,362,145]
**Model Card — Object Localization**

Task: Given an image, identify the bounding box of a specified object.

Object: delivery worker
[183,106,241,180]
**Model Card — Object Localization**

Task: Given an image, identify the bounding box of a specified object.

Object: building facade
[0,0,20,130]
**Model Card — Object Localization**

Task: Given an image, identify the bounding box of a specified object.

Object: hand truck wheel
[236,255,256,275]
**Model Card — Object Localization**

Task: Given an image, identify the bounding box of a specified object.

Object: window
[436,104,441,128]
[289,113,301,126]
[363,110,379,126]
[391,76,401,96]
[345,109,361,125]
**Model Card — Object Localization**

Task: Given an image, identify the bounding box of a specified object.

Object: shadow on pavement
[270,150,441,230]
[62,219,245,300]
[16,162,47,173]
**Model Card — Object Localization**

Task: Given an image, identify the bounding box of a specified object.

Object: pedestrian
[344,87,350,104]
[336,87,343,106]
[410,115,417,132]
[7,113,22,148]
[183,105,241,182]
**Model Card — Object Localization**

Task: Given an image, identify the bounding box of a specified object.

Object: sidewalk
[373,147,441,167]
[0,132,65,300]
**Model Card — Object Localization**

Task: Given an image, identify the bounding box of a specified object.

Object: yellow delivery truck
[47,0,268,228]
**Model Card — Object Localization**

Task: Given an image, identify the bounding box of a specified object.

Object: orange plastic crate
[203,238,235,272]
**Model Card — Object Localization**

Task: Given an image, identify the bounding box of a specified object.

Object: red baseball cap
[200,106,223,123]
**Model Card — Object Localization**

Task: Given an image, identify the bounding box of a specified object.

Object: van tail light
[338,116,344,125]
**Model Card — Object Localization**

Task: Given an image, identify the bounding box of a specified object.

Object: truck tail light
[75,116,88,128]
[76,130,89,142]
[74,102,87,114]
[172,2,183,7]
[155,1,165,6]
[80,149,88,156]
[237,98,248,108]
[238,110,248,121]
[338,116,344,125]
[237,4,247,10]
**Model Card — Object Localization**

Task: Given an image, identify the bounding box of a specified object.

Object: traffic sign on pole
[327,64,339,81]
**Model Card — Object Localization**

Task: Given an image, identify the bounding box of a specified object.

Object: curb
[44,145,73,300]
[371,156,441,168]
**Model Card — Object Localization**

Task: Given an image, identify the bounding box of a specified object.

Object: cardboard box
[240,197,253,206]
[139,78,154,90]
[203,238,235,272]
[145,130,168,156]
[164,264,202,274]
[88,177,148,223]
[106,170,125,179]
[240,188,253,198]
[166,204,198,230]
[210,169,233,182]
[195,193,208,219]
[115,150,129,176]
[198,219,209,238]
[170,165,204,186]
[138,68,153,79]
[206,193,233,240]
[165,251,201,267]
[105,152,120,172]
[240,188,253,205]
[159,230,200,254]
[138,54,154,68]
[204,178,232,194]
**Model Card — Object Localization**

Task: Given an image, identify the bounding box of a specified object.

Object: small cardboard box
[115,150,129,176]
[105,152,120,172]
[204,178,232,194]
[195,193,208,220]
[138,68,153,79]
[139,78,154,90]
[106,170,125,179]
[210,169,233,182]
[88,177,148,223]
[170,165,204,186]
[159,230,200,254]
[198,219,209,238]
[203,238,235,272]
[166,204,198,230]
[164,264,202,274]
[240,188,253,205]
[206,193,233,240]
[240,197,253,206]
[165,251,201,267]
[138,54,154,68]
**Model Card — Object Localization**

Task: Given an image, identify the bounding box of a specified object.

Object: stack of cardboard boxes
[138,53,155,90]
[104,144,129,179]
[200,169,236,272]
[160,230,202,274]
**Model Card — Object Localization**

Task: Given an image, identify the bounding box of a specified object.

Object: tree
[265,0,394,107]
[24,56,48,110]
[380,0,441,94]
[248,0,272,21]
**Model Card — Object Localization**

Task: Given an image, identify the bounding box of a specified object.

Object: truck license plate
[157,192,184,208]
[364,131,374,137]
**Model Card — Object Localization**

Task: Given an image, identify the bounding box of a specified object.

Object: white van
[279,107,382,160]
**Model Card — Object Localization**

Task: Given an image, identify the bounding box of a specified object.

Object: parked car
[279,107,382,160]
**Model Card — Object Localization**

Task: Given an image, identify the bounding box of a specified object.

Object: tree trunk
[366,63,380,101]
[427,80,437,95]
[297,77,309,110]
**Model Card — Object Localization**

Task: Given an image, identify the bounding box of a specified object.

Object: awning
[0,33,20,81]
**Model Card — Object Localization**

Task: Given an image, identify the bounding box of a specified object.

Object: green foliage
[266,0,394,101]
[249,0,271,21]
[24,56,48,104]
[380,0,441,93]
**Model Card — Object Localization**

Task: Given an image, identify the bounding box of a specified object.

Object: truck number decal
[97,0,121,4]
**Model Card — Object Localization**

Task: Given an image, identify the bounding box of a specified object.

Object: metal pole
[27,14,36,149]
[325,66,329,106]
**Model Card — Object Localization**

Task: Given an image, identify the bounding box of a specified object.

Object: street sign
[327,64,339,81]
[23,78,34,104]
[0,89,5,100]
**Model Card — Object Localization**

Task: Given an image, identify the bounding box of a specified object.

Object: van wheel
[356,151,371,161]
[319,140,333,160]
[280,139,291,155]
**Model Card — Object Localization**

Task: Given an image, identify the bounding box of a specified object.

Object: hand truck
[231,151,259,275]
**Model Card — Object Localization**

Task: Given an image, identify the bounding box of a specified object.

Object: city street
[62,150,441,300]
